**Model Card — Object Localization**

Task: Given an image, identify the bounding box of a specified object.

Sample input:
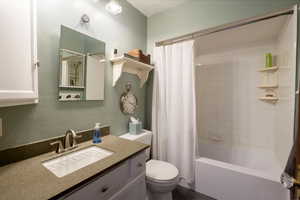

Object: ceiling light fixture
[105,0,122,15]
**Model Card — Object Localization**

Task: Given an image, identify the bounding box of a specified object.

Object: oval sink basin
[42,146,113,177]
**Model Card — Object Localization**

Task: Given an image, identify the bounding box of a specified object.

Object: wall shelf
[110,56,154,87]
[258,66,278,72]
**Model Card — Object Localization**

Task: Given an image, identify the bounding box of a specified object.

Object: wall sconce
[80,14,90,24]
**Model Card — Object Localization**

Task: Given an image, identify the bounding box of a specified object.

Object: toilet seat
[146,160,179,183]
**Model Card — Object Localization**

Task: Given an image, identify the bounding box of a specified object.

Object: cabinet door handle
[137,162,143,167]
[101,186,109,193]
[34,60,40,68]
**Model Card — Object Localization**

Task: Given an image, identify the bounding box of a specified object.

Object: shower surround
[194,9,297,200]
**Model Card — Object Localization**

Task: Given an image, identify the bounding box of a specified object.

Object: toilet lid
[146,160,179,181]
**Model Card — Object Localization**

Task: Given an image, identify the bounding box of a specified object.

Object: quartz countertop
[0,135,148,200]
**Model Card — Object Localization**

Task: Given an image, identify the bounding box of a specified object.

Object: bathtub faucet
[280,172,300,189]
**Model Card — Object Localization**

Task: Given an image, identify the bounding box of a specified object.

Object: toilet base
[147,190,172,200]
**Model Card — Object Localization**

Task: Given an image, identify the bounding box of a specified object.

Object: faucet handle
[50,140,65,154]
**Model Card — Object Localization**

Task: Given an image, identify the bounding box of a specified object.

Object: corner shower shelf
[110,56,154,87]
[257,85,278,89]
[257,65,279,104]
[258,66,279,72]
[258,97,279,103]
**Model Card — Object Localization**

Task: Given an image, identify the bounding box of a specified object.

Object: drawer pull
[101,186,109,193]
[137,163,143,167]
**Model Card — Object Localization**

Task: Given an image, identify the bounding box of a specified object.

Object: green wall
[145,0,299,129]
[147,0,299,53]
[0,0,147,150]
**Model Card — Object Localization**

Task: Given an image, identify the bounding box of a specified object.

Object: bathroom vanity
[0,135,148,200]
[56,151,146,200]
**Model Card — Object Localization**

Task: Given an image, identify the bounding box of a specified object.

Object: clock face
[120,92,137,114]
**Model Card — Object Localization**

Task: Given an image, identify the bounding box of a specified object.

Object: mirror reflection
[58,25,106,101]
[60,49,85,88]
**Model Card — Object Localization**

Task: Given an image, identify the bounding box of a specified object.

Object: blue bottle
[93,123,102,143]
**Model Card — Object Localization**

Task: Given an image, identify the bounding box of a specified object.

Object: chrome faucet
[50,129,82,154]
[64,129,81,150]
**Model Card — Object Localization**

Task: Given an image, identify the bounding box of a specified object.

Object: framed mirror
[58,25,106,101]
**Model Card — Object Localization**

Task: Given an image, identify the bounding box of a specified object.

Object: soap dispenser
[93,123,102,143]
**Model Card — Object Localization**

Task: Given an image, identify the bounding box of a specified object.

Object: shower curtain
[152,40,197,187]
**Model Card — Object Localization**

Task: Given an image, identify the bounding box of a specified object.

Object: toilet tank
[119,129,152,160]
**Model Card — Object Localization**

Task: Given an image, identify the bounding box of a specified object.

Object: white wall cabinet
[0,0,38,107]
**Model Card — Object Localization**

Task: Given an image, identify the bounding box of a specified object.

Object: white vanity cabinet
[109,151,147,200]
[59,151,146,200]
[0,0,38,107]
[110,173,146,200]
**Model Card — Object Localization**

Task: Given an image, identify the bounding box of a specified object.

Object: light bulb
[105,0,122,15]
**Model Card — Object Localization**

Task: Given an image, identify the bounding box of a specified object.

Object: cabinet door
[0,0,38,107]
[63,162,129,200]
[129,151,146,180]
[109,173,146,200]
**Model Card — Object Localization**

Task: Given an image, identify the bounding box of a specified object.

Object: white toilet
[120,130,179,200]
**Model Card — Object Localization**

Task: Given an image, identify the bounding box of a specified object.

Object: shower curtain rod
[155,7,294,47]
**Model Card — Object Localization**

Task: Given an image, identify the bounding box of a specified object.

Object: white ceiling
[127,0,190,17]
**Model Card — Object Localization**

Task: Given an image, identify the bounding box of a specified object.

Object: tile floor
[172,186,216,200]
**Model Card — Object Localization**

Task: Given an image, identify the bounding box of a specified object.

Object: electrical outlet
[0,118,2,137]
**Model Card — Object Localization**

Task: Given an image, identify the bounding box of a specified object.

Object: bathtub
[195,141,289,200]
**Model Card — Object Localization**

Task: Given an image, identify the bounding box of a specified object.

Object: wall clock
[120,83,138,115]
